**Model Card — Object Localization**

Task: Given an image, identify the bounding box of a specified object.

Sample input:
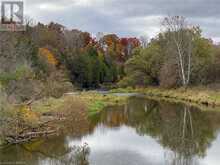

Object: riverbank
[0,92,128,145]
[2,86,220,146]
[111,87,220,107]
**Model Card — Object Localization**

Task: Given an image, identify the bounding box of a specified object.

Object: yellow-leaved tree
[39,48,58,66]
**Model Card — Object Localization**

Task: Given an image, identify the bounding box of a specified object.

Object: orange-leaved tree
[39,48,58,66]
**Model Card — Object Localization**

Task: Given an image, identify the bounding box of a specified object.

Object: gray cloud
[24,0,220,41]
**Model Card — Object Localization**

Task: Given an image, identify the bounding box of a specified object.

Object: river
[1,96,220,165]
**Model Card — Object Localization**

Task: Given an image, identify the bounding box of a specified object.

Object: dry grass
[111,86,220,107]
[0,91,129,144]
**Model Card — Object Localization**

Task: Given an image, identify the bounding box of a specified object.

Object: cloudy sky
[23,0,220,41]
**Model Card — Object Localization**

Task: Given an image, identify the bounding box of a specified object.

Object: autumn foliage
[39,48,58,66]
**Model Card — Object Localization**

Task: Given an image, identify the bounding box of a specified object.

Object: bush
[159,62,179,88]
[0,89,15,144]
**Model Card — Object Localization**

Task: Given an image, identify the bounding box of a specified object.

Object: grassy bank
[2,87,220,145]
[0,92,128,145]
[111,87,220,107]
[32,92,128,116]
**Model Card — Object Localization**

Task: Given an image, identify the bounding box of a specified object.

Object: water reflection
[0,139,89,165]
[1,96,220,165]
[88,97,220,165]
[40,144,90,165]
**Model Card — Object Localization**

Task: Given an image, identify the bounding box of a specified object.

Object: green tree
[120,43,163,87]
[68,47,119,88]
[190,37,214,84]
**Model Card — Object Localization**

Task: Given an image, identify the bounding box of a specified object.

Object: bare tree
[162,16,193,87]
[24,16,36,27]
[96,32,104,42]
[140,35,148,48]
[96,32,105,50]
[63,29,90,51]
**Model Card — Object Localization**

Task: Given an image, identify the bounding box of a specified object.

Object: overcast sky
[23,0,220,41]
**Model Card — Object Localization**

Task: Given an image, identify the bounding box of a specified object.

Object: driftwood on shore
[6,129,57,144]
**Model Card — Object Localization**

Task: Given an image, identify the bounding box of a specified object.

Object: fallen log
[5,129,57,144]
[20,129,56,137]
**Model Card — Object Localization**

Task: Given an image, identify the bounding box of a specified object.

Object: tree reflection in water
[164,106,200,165]
[0,139,90,165]
[1,96,220,165]
[93,97,218,165]
[42,143,90,165]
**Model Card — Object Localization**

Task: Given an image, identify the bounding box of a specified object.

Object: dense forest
[1,16,220,105]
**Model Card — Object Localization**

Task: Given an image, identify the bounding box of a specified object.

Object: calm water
[1,96,220,165]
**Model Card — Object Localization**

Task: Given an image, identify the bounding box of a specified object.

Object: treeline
[1,16,220,104]
[33,23,141,88]
[120,16,220,88]
[0,21,140,103]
